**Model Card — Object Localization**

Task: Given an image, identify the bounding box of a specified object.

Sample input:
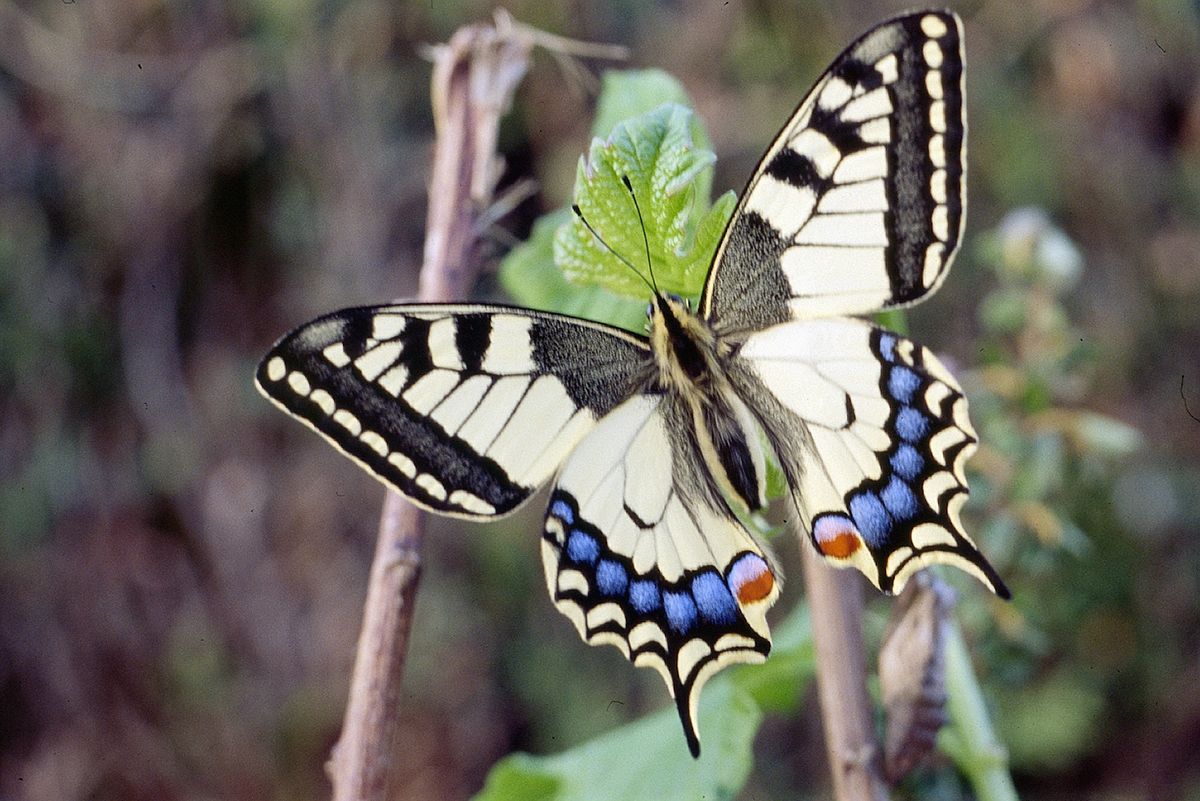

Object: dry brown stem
[326,15,630,798]
[327,21,533,801]
[801,546,893,801]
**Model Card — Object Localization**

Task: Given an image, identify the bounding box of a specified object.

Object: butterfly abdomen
[692,394,770,514]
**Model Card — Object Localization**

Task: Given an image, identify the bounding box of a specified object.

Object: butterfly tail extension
[540,397,781,756]
[542,490,779,757]
[801,327,1009,599]
[732,320,1009,599]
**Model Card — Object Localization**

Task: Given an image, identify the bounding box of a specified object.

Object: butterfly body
[646,294,770,515]
[257,10,1008,757]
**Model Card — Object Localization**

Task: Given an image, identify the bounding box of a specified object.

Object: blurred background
[1,0,1198,799]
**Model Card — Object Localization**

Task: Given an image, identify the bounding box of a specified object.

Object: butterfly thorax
[648,295,769,514]
[647,295,718,390]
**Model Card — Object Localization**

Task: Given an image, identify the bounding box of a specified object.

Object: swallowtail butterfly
[257,10,1009,757]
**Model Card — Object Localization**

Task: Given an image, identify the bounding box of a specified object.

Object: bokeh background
[2,0,1198,799]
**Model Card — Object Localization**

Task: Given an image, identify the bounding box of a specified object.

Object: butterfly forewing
[701,11,966,332]
[540,394,780,757]
[257,305,649,518]
[732,318,1008,597]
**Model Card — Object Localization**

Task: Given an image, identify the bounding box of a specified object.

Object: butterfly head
[645,292,690,321]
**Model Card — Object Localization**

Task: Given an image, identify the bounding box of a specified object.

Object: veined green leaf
[555,102,732,301]
[472,680,759,801]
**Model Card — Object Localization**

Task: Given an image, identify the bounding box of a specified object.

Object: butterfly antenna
[571,204,655,295]
[621,175,660,295]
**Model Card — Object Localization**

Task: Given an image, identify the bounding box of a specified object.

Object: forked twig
[327,17,627,800]
[328,21,532,801]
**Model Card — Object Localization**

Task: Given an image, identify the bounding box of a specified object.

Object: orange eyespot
[728,553,776,605]
[816,531,861,559]
[813,515,862,559]
[735,569,775,604]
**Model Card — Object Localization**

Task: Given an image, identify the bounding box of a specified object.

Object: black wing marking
[731,318,1008,597]
[257,304,649,518]
[701,11,966,333]
[541,395,781,756]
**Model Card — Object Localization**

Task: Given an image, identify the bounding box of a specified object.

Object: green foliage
[474,603,815,801]
[554,104,734,299]
[958,208,1143,775]
[500,69,734,323]
[474,681,760,801]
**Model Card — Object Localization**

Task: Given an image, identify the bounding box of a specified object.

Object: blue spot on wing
[566,530,600,565]
[663,590,698,635]
[895,407,930,442]
[878,333,897,362]
[887,366,920,404]
[691,572,738,625]
[849,491,891,547]
[629,579,661,613]
[550,498,575,524]
[890,444,925,481]
[596,559,628,596]
[881,476,919,521]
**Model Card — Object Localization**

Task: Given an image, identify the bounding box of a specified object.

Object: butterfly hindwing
[701,11,965,331]
[256,304,649,518]
[731,317,1008,597]
[541,395,781,756]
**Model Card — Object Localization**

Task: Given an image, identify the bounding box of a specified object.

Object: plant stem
[801,547,892,801]
[328,20,534,801]
[940,619,1020,801]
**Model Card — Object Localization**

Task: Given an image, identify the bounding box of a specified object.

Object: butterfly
[256,10,1009,757]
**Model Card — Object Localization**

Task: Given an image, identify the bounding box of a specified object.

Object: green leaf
[473,760,561,801]
[729,601,815,713]
[591,70,698,143]
[499,210,647,333]
[589,70,719,216]
[473,601,815,801]
[554,103,733,300]
[472,680,760,801]
[498,69,732,331]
